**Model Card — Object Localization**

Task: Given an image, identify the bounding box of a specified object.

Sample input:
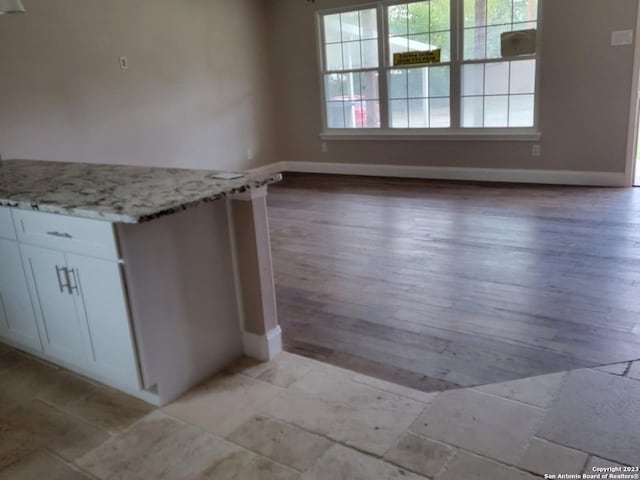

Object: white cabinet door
[0,239,42,351]
[20,244,88,366]
[67,254,140,389]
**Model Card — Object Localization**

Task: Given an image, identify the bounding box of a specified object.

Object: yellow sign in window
[393,49,441,67]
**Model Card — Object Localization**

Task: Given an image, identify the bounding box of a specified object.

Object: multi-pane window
[387,1,451,128]
[461,0,538,127]
[322,9,381,128]
[319,0,540,133]
[461,59,536,127]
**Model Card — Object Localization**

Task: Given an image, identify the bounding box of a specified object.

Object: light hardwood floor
[268,173,640,391]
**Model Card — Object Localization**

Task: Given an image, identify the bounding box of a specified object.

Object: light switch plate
[611,30,633,46]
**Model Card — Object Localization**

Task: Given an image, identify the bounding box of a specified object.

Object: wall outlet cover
[532,144,541,157]
[611,30,633,46]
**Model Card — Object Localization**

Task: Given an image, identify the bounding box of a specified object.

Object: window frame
[316,0,543,141]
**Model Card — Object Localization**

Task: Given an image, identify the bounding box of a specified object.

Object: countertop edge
[0,174,282,224]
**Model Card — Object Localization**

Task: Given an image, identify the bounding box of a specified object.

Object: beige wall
[0,0,275,170]
[267,0,638,174]
[1,1,637,175]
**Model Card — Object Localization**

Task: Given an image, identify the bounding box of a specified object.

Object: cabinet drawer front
[12,210,119,260]
[0,207,16,240]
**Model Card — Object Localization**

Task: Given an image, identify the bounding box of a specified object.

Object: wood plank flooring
[268,173,640,392]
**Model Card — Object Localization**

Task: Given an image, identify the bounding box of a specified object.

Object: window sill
[319,130,542,142]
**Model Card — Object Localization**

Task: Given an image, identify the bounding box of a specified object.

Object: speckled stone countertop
[0,159,282,223]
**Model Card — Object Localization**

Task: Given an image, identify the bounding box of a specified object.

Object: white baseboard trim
[283,161,626,187]
[249,161,625,187]
[242,326,283,362]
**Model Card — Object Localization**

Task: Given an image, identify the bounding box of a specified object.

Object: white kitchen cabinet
[66,253,139,388]
[19,243,140,390]
[20,244,88,366]
[1,160,279,407]
[0,208,16,240]
[0,206,143,397]
[1,196,256,406]
[0,238,42,351]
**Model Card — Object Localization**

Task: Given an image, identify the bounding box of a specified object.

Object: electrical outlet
[119,56,129,70]
[321,142,328,153]
[247,149,254,161]
[531,144,541,157]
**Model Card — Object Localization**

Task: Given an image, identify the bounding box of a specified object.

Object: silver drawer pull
[47,231,73,239]
[67,268,80,296]
[55,266,70,293]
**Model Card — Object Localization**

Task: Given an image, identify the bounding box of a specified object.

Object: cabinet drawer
[12,209,119,260]
[0,207,16,240]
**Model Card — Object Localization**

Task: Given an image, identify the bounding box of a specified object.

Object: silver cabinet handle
[47,231,73,239]
[55,266,70,293]
[67,268,80,296]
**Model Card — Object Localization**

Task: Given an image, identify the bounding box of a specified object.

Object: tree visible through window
[319,0,539,133]
[387,1,451,128]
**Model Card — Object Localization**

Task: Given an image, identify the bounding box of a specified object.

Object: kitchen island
[0,159,282,406]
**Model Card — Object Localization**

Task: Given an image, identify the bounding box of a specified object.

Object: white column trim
[225,198,246,339]
[242,326,283,361]
[231,185,268,201]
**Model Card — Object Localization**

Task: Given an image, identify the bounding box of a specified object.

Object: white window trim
[319,130,541,141]
[316,0,543,140]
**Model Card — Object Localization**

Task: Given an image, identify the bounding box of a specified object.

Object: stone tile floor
[0,344,639,479]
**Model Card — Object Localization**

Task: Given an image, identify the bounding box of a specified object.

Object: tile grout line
[35,395,120,437]
[432,448,459,479]
[349,376,443,405]
[424,432,632,477]
[45,449,102,480]
[221,369,290,391]
[466,385,553,410]
[259,358,443,412]
[510,437,592,479]
[68,407,169,472]
[428,445,551,479]
[252,409,429,475]
[222,433,318,475]
[250,409,563,478]
[579,454,593,476]
[510,370,570,469]
[140,409,310,476]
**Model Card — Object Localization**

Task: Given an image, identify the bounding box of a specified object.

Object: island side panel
[116,201,243,405]
[230,186,282,360]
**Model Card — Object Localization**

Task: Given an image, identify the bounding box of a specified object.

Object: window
[318,0,540,137]
[322,9,381,128]
[387,1,452,128]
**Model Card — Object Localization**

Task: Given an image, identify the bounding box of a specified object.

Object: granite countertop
[0,159,282,223]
